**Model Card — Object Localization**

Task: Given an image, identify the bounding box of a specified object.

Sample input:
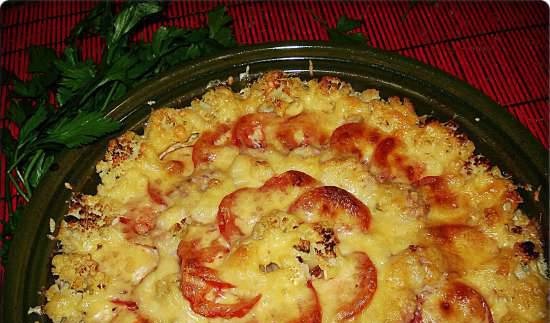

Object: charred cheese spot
[514,241,540,263]
[102,132,138,168]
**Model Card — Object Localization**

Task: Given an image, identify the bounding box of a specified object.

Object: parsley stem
[100,81,119,112]
[7,172,29,202]
[23,150,42,182]
[79,78,110,106]
[16,168,32,197]
[7,149,31,172]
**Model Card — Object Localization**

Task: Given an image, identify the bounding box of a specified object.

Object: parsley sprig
[0,2,368,264]
[327,16,368,45]
[0,2,236,263]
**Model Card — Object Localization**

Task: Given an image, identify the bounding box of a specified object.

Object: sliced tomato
[289,186,371,231]
[331,126,424,183]
[185,264,235,290]
[119,206,156,236]
[111,299,139,311]
[192,124,231,166]
[232,113,279,149]
[329,122,380,158]
[334,252,378,320]
[183,285,261,318]
[218,171,317,244]
[290,280,322,323]
[404,164,425,183]
[260,170,317,192]
[409,281,493,323]
[373,137,397,167]
[441,281,493,322]
[177,239,229,264]
[217,189,248,244]
[276,114,327,150]
[178,240,261,318]
[369,136,399,181]
[178,239,232,291]
[414,176,457,208]
[147,182,166,206]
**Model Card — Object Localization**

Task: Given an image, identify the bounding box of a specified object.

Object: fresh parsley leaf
[163,43,202,67]
[110,1,163,44]
[12,67,58,99]
[106,2,163,63]
[25,150,55,188]
[104,82,128,106]
[211,27,235,48]
[151,26,172,57]
[208,6,236,47]
[152,26,190,57]
[12,78,45,98]
[18,104,48,144]
[28,46,58,74]
[44,111,120,148]
[61,46,79,65]
[1,128,16,158]
[126,59,157,80]
[208,6,232,35]
[336,16,362,32]
[185,28,209,43]
[328,29,368,44]
[1,1,241,266]
[6,99,32,126]
[104,53,141,82]
[328,15,368,46]
[68,2,113,42]
[55,86,74,108]
[55,49,97,106]
[55,56,97,92]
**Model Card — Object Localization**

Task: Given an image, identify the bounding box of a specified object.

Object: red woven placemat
[0,1,548,277]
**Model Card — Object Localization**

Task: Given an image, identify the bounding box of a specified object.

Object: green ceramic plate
[3,42,548,322]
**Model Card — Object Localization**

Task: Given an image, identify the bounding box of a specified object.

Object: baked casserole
[44,71,548,322]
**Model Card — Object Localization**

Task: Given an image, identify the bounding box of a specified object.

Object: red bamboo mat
[0,1,548,278]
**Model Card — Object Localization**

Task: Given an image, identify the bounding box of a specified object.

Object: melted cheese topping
[44,72,548,323]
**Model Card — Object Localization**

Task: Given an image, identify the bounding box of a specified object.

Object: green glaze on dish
[3,42,547,322]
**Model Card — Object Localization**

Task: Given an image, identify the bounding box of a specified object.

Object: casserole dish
[3,42,548,322]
